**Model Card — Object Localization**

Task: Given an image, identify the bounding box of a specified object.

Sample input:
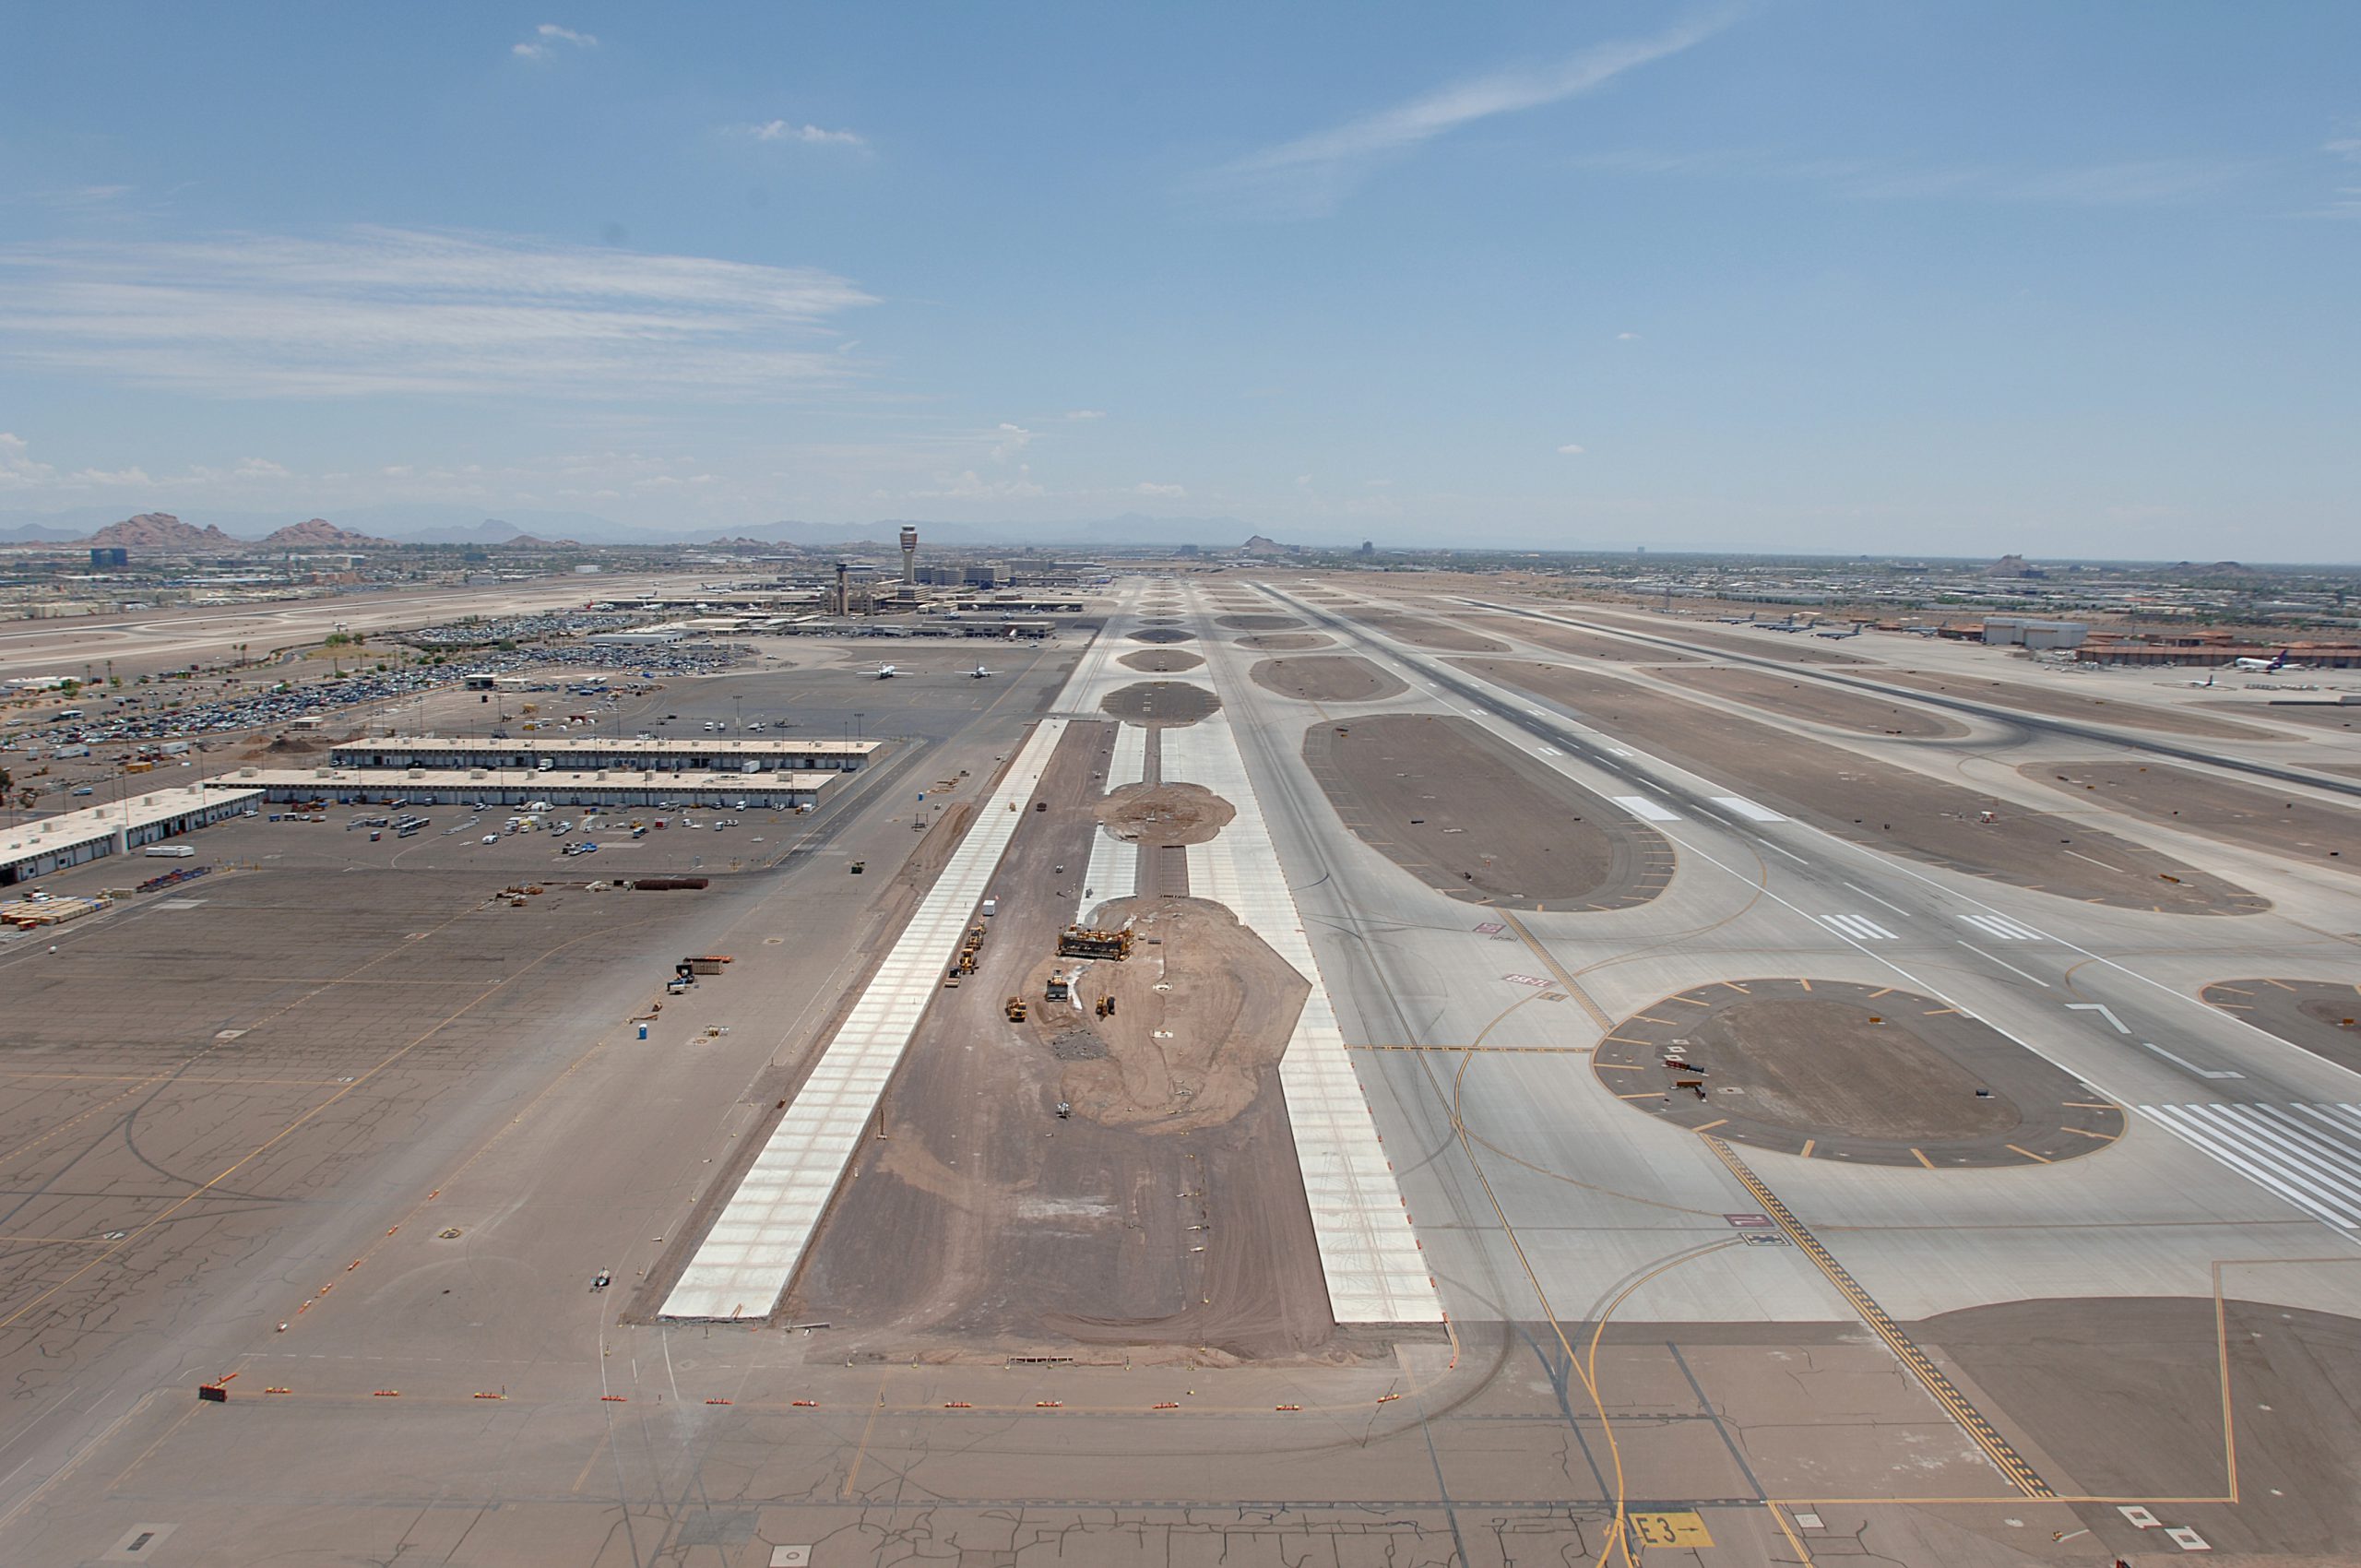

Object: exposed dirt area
[2202,979,2361,1075]
[789,731,1342,1360]
[1216,613,1304,630]
[2205,701,2361,731]
[1657,664,1969,739]
[1346,608,1508,653]
[1127,627,1196,645]
[1050,897,1306,1134]
[1923,1296,2361,1560]
[1596,979,2122,1165]
[1300,713,1671,911]
[1237,632,1333,650]
[1101,680,1222,727]
[1097,781,1235,846]
[1249,655,1408,704]
[1460,658,2263,915]
[1875,670,2279,740]
[1469,614,1694,662]
[2025,762,2358,875]
[1120,647,1205,672]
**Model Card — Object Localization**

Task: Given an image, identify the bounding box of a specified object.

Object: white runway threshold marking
[2138,1103,2361,1231]
[1710,795,1786,822]
[1162,715,1445,1324]
[1611,793,1680,823]
[1960,912,2045,942]
[1819,912,1898,942]
[659,717,1071,1322]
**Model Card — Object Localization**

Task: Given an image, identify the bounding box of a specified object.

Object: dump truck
[1004,996,1028,1023]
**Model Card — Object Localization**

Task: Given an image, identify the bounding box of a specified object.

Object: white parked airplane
[967,664,994,679]
[2231,648,2300,672]
[868,663,903,679]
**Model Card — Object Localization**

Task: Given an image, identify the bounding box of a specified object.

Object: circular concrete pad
[1237,632,1334,650]
[1216,613,1304,631]
[1250,656,1407,704]
[1596,979,2124,1166]
[1127,627,1195,645]
[1101,681,1222,727]
[1120,648,1205,672]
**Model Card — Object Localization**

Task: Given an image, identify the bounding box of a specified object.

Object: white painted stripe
[1711,795,1786,823]
[1161,710,1442,1324]
[2142,1104,2361,1229]
[1820,913,1896,942]
[1961,912,2044,942]
[660,716,1072,1320]
[1611,793,1680,823]
[1958,942,2050,988]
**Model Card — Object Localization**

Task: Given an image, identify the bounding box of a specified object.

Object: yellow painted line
[1911,1147,1934,1169]
[1632,1015,1681,1026]
[1671,995,1712,1006]
[1798,1139,1814,1158]
[1924,1007,1961,1016]
[2210,1002,2254,1011]
[2264,979,2296,992]
[1797,978,1811,992]
[1868,986,1894,999]
[1601,1035,1655,1046]
[1698,1134,2056,1500]
[2063,1100,2116,1111]
[2007,1145,2052,1164]
[1692,1118,1728,1133]
[2062,1124,2118,1141]
[1722,981,1751,993]
[1596,1062,1650,1071]
[1619,1091,1665,1100]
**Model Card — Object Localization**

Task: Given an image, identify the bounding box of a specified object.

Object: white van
[142,844,196,859]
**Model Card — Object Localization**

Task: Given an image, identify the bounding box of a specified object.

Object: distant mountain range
[0,505,1264,551]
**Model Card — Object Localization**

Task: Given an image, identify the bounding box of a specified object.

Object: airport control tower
[900,526,919,588]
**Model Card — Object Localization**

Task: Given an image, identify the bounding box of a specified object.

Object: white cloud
[1202,10,1737,216]
[0,226,876,399]
[0,432,57,487]
[1063,409,1106,422]
[988,423,1033,463]
[1133,481,1187,497]
[515,23,597,59]
[1557,443,1586,455]
[1616,331,1642,341]
[741,120,866,148]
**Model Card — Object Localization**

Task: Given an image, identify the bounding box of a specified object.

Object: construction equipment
[1045,972,1070,1002]
[1093,995,1118,1019]
[1057,924,1133,960]
[1004,996,1028,1023]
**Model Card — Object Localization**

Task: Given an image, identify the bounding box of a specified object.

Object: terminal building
[327,736,882,774]
[0,784,264,886]
[211,766,841,812]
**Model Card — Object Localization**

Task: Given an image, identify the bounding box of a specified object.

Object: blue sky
[2,4,2356,556]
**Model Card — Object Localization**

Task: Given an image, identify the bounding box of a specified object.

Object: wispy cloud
[0,226,875,399]
[1063,409,1106,422]
[737,120,867,148]
[1556,443,1586,456]
[515,23,597,60]
[1199,10,1738,217]
[1573,147,2248,207]
[2313,130,2361,219]
[1133,481,1187,497]
[0,432,297,495]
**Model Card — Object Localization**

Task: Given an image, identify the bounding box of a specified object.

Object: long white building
[328,736,881,774]
[1,784,263,886]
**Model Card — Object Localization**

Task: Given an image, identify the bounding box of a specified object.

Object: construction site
[1,568,2358,1568]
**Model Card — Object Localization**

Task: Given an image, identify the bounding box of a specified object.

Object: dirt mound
[1128,628,1195,645]
[1050,897,1307,1134]
[1100,681,1222,727]
[1120,648,1205,672]
[1216,613,1304,630]
[1250,656,1407,704]
[1097,782,1235,845]
[1237,633,1333,650]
